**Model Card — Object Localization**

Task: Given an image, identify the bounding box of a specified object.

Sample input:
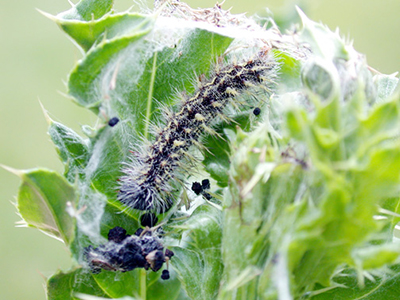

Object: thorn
[0,165,24,177]
[38,99,53,125]
[36,9,58,22]
[295,6,309,28]
[56,90,74,100]
[37,269,47,281]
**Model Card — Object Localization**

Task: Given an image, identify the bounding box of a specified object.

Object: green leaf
[67,16,154,109]
[56,13,152,52]
[297,7,348,61]
[310,265,400,300]
[76,296,135,300]
[68,194,140,261]
[373,74,399,103]
[98,202,140,236]
[91,268,183,300]
[91,270,141,298]
[202,112,253,187]
[83,125,129,199]
[356,99,400,150]
[272,49,302,92]
[220,123,304,298]
[352,146,400,202]
[146,269,185,300]
[10,167,76,244]
[57,0,113,22]
[48,120,89,182]
[47,269,109,300]
[353,244,400,270]
[301,60,336,100]
[171,205,223,300]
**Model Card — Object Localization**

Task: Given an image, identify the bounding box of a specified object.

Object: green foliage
[9,0,400,299]
[47,269,109,300]
[171,205,223,300]
[57,0,113,21]
[9,167,76,244]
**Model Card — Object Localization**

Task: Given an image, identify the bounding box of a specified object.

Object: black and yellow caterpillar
[118,49,277,212]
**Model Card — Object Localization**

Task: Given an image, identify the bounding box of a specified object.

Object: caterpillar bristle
[117,50,278,213]
[181,151,198,165]
[216,112,233,124]
[201,124,224,140]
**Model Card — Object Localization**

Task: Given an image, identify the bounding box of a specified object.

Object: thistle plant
[9,0,400,299]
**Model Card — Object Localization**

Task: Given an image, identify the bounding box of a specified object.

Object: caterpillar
[117,49,277,212]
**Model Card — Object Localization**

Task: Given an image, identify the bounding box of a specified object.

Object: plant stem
[140,269,147,300]
[144,52,158,140]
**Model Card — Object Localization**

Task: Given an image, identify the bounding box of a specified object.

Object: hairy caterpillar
[117,49,277,212]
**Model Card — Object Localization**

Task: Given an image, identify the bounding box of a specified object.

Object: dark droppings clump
[161,269,170,280]
[108,117,120,127]
[107,226,128,243]
[201,179,210,190]
[84,226,173,278]
[191,181,203,195]
[253,107,261,116]
[191,179,212,200]
[203,192,212,200]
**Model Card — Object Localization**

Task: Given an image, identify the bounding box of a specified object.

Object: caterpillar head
[117,181,156,211]
[117,180,173,213]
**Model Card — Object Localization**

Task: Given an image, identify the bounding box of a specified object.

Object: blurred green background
[0,0,399,299]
